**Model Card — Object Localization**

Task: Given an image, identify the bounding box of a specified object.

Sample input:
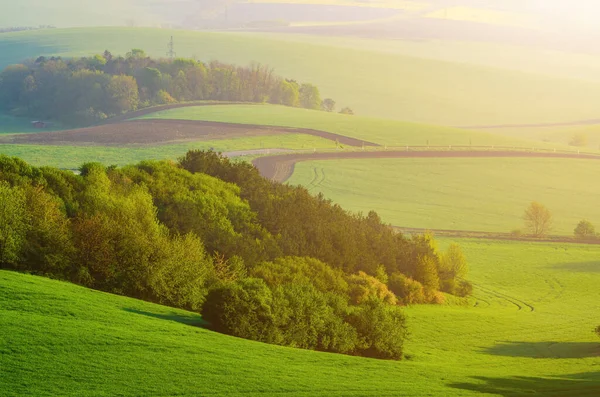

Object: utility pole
[167,36,176,60]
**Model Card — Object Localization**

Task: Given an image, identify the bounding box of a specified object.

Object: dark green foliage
[0,182,29,266]
[202,278,278,342]
[347,299,408,360]
[0,51,336,124]
[0,152,470,360]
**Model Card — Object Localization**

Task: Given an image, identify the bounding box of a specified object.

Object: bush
[595,325,600,338]
[272,283,358,353]
[388,273,426,305]
[574,220,596,240]
[347,299,408,360]
[347,271,397,305]
[510,229,523,237]
[251,256,348,296]
[202,278,278,343]
[455,280,473,298]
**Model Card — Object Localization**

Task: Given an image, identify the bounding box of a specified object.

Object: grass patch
[2,238,599,396]
[287,157,600,235]
[0,133,335,168]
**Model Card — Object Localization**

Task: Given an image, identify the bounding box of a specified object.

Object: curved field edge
[2,238,600,396]
[135,104,572,149]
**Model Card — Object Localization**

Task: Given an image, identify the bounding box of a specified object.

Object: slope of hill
[4,28,600,125]
[2,237,600,396]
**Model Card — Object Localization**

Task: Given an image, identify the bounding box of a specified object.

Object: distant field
[0,134,334,169]
[138,105,556,148]
[4,28,600,125]
[483,124,600,151]
[3,238,599,396]
[287,157,600,235]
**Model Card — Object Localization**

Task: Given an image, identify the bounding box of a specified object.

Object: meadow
[286,157,600,235]
[138,104,558,149]
[2,238,599,396]
[4,28,600,125]
[0,133,335,169]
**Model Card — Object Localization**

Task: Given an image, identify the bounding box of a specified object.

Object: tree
[339,107,354,115]
[0,182,29,266]
[574,220,596,240]
[595,325,600,338]
[523,202,553,237]
[321,98,336,112]
[569,133,588,147]
[299,83,321,110]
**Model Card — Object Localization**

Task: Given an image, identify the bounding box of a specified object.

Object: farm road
[253,150,600,183]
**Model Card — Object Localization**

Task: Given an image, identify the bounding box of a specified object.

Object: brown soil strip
[1,119,377,147]
[252,150,600,182]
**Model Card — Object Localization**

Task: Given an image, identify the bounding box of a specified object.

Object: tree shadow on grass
[482,341,600,359]
[449,372,600,397]
[123,307,207,328]
[550,261,600,273]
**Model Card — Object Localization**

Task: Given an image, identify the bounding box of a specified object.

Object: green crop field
[287,157,600,235]
[484,124,600,151]
[0,133,335,169]
[2,238,599,396]
[137,104,560,149]
[4,28,600,125]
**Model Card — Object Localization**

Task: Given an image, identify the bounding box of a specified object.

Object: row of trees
[519,201,598,240]
[0,49,351,125]
[0,152,471,360]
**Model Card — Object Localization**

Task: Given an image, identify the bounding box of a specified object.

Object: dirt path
[252,150,600,182]
[2,119,377,147]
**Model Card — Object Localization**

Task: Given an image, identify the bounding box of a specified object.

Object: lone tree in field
[574,220,596,240]
[523,202,553,237]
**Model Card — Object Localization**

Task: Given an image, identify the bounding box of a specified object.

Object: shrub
[574,220,596,240]
[388,273,426,305]
[347,299,408,360]
[510,229,523,237]
[202,278,278,343]
[251,256,348,296]
[347,271,397,305]
[595,325,600,338]
[272,283,358,353]
[455,280,473,297]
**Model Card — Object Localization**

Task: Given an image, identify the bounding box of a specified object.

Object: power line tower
[166,36,176,60]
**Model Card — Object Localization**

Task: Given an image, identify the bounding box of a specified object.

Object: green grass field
[4,27,600,125]
[287,157,600,235]
[2,238,599,396]
[0,133,335,169]
[137,104,561,149]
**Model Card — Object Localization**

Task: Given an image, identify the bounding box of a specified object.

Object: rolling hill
[2,237,600,396]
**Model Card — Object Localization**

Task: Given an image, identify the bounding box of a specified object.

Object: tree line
[0,49,352,125]
[0,151,470,359]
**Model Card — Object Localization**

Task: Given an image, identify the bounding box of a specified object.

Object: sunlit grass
[287,157,600,235]
[2,238,599,396]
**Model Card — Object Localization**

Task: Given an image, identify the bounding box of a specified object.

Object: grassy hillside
[2,238,599,396]
[137,104,556,148]
[4,28,600,125]
[287,157,600,234]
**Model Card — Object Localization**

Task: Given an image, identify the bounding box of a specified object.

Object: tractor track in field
[470,282,535,312]
[252,150,600,183]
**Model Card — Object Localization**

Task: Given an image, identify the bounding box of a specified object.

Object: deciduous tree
[523,201,553,237]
